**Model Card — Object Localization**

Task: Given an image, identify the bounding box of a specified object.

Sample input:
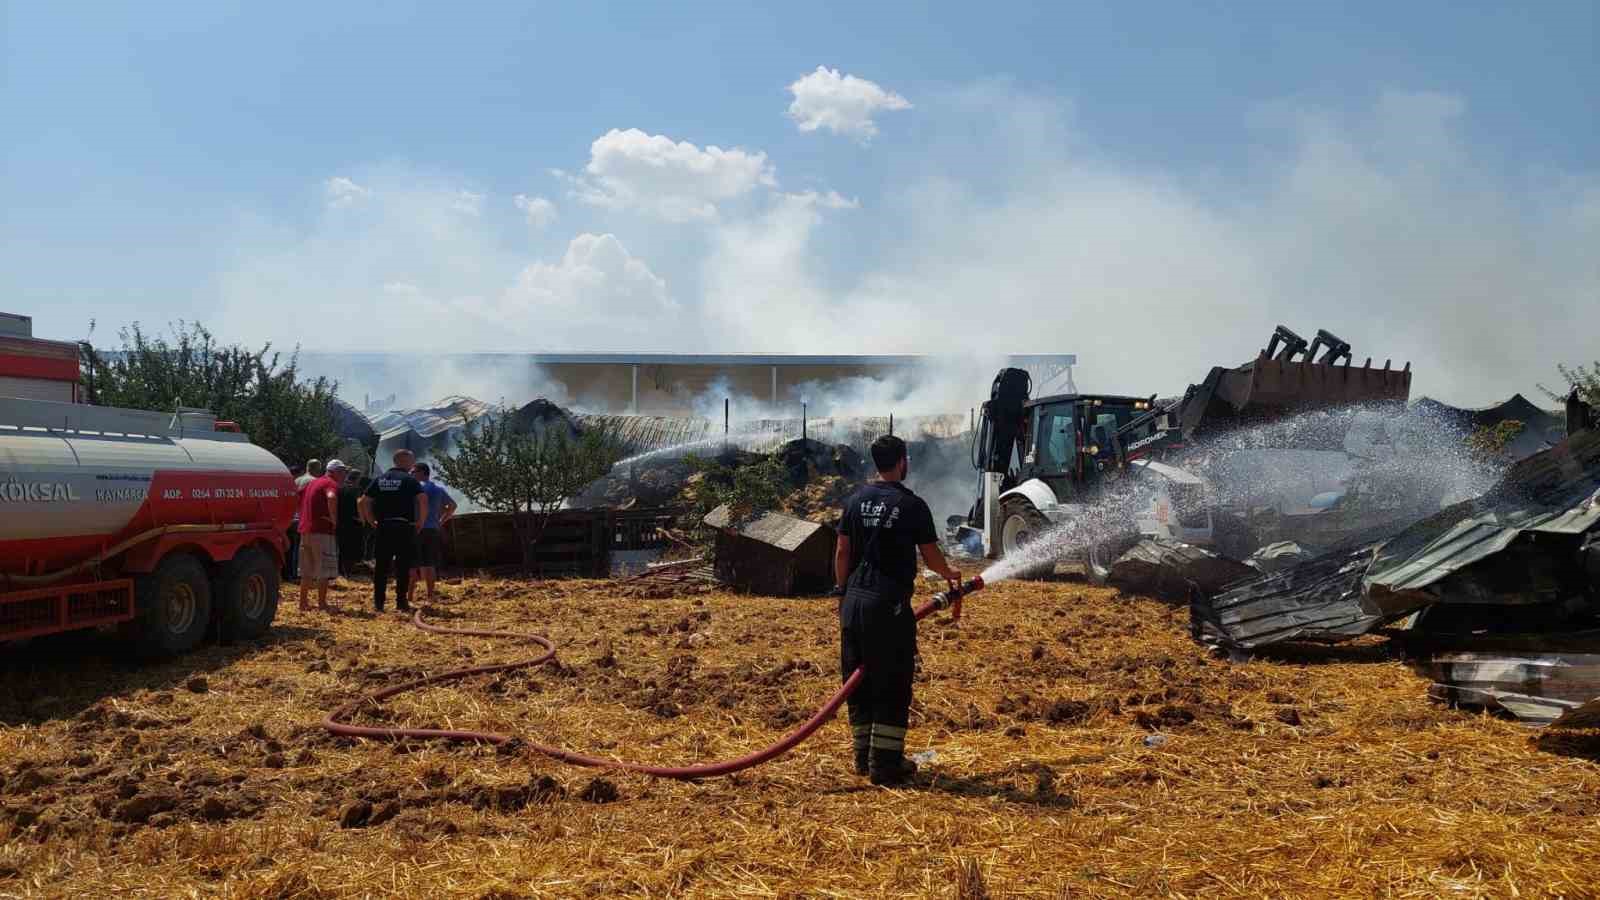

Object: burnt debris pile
[1192,412,1600,727]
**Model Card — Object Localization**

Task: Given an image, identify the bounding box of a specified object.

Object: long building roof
[301,352,1075,367]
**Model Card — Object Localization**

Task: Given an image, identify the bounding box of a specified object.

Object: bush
[1465,419,1524,458]
[79,321,339,465]
[679,452,788,543]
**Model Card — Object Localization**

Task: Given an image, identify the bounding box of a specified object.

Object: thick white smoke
[217,85,1595,409]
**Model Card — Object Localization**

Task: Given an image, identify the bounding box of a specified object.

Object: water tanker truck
[1,313,294,657]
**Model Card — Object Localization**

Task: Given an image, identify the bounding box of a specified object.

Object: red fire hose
[323,578,982,779]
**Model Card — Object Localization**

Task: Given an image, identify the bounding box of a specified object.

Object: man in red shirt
[298,459,349,612]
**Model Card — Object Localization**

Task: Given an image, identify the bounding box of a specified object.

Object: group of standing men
[288,450,457,615]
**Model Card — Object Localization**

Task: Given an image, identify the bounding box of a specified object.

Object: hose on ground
[323,599,939,779]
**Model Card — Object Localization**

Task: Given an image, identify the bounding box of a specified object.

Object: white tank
[0,398,293,564]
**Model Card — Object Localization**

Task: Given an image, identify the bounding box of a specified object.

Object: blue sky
[3,2,1595,403]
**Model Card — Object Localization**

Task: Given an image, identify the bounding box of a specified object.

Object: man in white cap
[298,459,349,613]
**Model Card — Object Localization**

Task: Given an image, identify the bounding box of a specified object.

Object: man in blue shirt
[407,461,458,605]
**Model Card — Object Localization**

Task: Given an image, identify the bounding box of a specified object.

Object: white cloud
[786,66,912,142]
[502,233,672,317]
[451,190,485,216]
[566,128,777,222]
[784,189,859,210]
[217,169,680,356]
[323,176,370,208]
[513,194,558,228]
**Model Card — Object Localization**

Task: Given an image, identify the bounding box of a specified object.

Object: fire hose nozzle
[932,576,985,613]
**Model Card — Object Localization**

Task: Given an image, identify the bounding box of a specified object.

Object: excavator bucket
[1177,325,1411,441]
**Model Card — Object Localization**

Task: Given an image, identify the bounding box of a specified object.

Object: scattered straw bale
[0,570,1596,897]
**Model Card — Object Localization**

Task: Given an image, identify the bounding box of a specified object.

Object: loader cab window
[1032,404,1076,473]
[1086,402,1157,452]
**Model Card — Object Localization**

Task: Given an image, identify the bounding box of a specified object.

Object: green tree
[1538,360,1599,437]
[437,410,626,572]
[1544,361,1600,407]
[78,321,340,465]
[678,452,788,545]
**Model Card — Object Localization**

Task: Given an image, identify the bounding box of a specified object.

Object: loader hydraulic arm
[972,367,1032,475]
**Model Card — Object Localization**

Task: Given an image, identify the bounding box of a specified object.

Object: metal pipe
[2,523,259,587]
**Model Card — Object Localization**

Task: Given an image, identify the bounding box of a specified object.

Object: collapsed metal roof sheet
[1412,393,1564,434]
[1192,543,1389,651]
[375,395,490,441]
[1417,650,1600,725]
[577,413,712,456]
[330,397,377,445]
[1365,429,1600,610]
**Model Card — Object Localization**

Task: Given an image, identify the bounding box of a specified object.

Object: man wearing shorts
[407,461,457,605]
[298,459,348,612]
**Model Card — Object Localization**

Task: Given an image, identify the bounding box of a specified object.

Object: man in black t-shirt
[358,449,429,613]
[834,435,961,785]
[336,475,365,576]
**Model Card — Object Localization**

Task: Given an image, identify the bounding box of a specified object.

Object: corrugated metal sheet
[375,396,491,441]
[1108,538,1255,601]
[1410,394,1566,459]
[1417,651,1600,725]
[1365,430,1600,608]
[577,414,712,456]
[331,398,377,445]
[1191,543,1390,651]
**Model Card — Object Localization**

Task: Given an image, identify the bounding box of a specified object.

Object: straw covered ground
[2,569,1599,898]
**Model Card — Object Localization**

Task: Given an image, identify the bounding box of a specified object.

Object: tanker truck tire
[122,554,214,659]
[999,497,1054,579]
[218,548,279,642]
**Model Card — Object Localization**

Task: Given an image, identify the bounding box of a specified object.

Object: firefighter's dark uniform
[839,480,937,782]
[363,467,423,612]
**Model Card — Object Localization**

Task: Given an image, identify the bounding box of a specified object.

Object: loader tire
[999,497,1054,579]
[218,547,279,642]
[1086,534,1141,587]
[122,554,213,660]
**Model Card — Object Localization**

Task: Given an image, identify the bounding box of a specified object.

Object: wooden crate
[443,508,676,577]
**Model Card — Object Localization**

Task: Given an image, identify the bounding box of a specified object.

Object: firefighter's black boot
[869,748,918,786]
[868,722,917,785]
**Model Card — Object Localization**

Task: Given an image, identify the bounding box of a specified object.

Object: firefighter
[834,434,962,785]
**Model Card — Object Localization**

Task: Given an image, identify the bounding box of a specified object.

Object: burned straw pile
[2,571,1598,897]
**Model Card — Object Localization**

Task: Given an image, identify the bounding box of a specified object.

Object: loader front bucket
[1178,332,1412,442]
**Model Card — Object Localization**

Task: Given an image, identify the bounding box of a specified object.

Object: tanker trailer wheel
[218,547,279,642]
[122,554,214,659]
[999,496,1055,579]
